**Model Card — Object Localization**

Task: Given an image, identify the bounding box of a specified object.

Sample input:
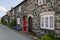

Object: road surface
[0,24,36,40]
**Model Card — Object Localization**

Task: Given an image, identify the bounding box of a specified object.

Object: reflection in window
[41,17,44,27]
[50,16,53,28]
[38,0,46,5]
[45,17,48,27]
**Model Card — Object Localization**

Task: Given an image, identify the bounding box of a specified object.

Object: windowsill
[38,3,46,6]
[40,27,54,30]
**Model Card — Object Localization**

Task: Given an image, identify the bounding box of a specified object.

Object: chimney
[11,7,14,9]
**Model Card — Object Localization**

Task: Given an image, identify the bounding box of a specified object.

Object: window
[17,18,20,24]
[41,17,44,27]
[45,17,48,27]
[18,6,21,12]
[40,15,54,30]
[38,0,46,5]
[12,10,14,15]
[50,16,53,28]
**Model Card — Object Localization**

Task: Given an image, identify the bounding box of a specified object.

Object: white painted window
[40,15,54,30]
[17,18,20,24]
[41,17,44,27]
[50,16,54,28]
[45,17,48,27]
[38,0,46,5]
[13,10,14,15]
[18,6,21,12]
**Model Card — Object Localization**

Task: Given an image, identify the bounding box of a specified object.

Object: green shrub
[1,20,4,24]
[1,20,7,25]
[9,20,16,28]
[54,37,60,40]
[40,34,53,40]
[40,33,60,40]
[3,21,7,25]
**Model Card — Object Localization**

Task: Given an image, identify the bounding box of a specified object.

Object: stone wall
[20,0,53,32]
[6,0,60,36]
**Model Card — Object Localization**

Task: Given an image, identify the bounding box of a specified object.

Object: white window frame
[45,17,48,27]
[38,0,46,5]
[40,15,54,30]
[41,16,44,27]
[12,10,14,15]
[17,18,20,24]
[18,6,21,12]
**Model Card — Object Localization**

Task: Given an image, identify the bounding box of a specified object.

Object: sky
[0,0,24,17]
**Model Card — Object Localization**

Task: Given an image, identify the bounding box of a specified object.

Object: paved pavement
[0,24,36,40]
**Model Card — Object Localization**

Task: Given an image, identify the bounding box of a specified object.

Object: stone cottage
[6,10,11,25]
[1,14,8,25]
[5,0,60,37]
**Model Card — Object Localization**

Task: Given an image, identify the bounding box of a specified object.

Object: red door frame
[23,17,26,32]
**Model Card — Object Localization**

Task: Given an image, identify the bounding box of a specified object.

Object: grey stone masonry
[5,0,60,37]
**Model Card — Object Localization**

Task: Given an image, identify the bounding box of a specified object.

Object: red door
[23,17,26,32]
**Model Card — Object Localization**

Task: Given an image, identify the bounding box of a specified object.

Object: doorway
[28,16,33,32]
[23,16,26,32]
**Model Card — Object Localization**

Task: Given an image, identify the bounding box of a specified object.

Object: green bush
[1,20,4,24]
[40,34,53,40]
[54,37,60,40]
[3,21,7,25]
[1,20,7,25]
[9,20,16,28]
[1,20,3,24]
[40,33,60,40]
[47,33,54,40]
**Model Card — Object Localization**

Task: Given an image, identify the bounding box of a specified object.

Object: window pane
[41,0,43,4]
[41,17,44,27]
[17,18,20,24]
[43,0,46,3]
[50,16,53,28]
[38,0,46,5]
[45,17,48,27]
[13,10,14,15]
[38,0,41,5]
[18,6,21,12]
